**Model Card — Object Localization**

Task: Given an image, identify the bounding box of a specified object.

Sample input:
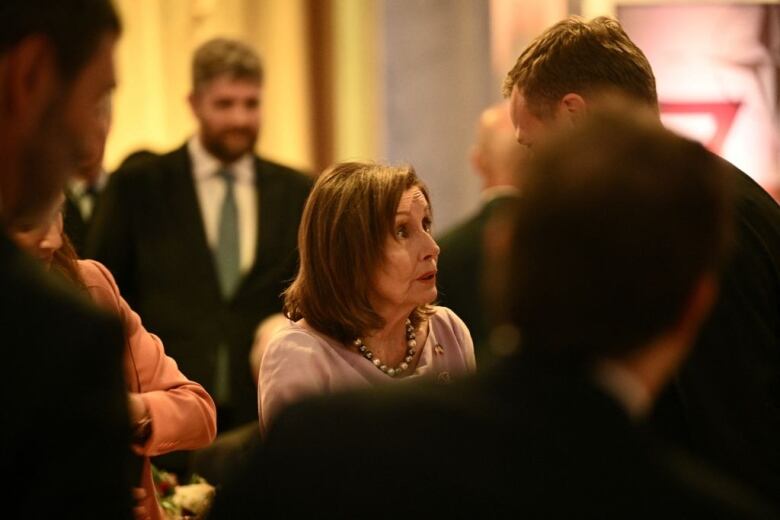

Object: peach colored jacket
[80,260,217,520]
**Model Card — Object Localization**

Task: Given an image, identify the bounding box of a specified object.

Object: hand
[128,393,148,424]
[128,393,152,445]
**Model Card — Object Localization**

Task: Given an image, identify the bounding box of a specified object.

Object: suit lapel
[248,157,283,280]
[164,145,224,301]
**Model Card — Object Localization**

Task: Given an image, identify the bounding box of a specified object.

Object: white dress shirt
[188,136,258,275]
[67,170,108,220]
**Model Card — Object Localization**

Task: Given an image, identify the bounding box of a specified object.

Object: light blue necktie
[214,167,240,404]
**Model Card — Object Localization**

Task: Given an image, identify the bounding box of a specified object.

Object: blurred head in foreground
[493,102,732,392]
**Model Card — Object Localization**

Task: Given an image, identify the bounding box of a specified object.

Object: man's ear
[1,36,57,134]
[555,93,587,127]
[187,90,200,115]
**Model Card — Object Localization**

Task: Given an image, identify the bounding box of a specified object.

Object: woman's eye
[395,225,409,239]
[423,220,432,233]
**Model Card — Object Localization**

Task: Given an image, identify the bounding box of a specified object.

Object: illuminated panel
[619,4,780,196]
[660,102,741,155]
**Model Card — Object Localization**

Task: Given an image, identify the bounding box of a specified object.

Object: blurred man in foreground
[0,0,134,516]
[64,93,112,255]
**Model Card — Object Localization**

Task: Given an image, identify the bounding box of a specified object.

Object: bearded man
[88,38,312,433]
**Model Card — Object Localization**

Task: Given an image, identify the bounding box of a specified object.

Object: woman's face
[370,187,440,317]
[9,195,65,268]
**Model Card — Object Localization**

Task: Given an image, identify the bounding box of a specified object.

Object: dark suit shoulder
[437,212,482,251]
[0,237,125,388]
[111,145,186,182]
[0,236,133,518]
[727,162,780,236]
[259,360,778,518]
[114,146,312,190]
[438,194,518,257]
[99,147,190,222]
[676,156,780,498]
[255,156,313,190]
[728,158,780,208]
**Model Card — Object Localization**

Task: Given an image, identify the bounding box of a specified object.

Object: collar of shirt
[68,170,108,198]
[188,135,255,185]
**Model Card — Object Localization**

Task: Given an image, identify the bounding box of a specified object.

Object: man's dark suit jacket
[64,189,93,256]
[191,421,261,488]
[651,161,780,500]
[210,353,775,519]
[86,144,312,429]
[0,233,134,517]
[437,193,516,365]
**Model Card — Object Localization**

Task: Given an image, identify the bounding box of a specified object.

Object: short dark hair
[284,162,434,343]
[502,16,656,118]
[500,104,732,364]
[0,0,121,81]
[192,38,263,91]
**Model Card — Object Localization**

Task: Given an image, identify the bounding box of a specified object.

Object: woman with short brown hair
[258,162,475,433]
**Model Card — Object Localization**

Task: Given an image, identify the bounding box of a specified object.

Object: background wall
[620,4,780,195]
[106,0,780,233]
[109,0,313,172]
[380,0,494,231]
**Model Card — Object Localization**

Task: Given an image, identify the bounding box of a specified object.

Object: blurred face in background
[9,193,65,268]
[189,75,261,163]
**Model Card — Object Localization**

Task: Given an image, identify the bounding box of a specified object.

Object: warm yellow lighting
[106,0,313,173]
[332,0,380,163]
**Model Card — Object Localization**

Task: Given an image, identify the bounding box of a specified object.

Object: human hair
[499,104,732,365]
[502,16,657,118]
[283,162,435,343]
[192,37,263,92]
[52,232,88,292]
[0,0,121,82]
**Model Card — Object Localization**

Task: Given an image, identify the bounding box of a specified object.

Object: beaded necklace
[353,318,416,377]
